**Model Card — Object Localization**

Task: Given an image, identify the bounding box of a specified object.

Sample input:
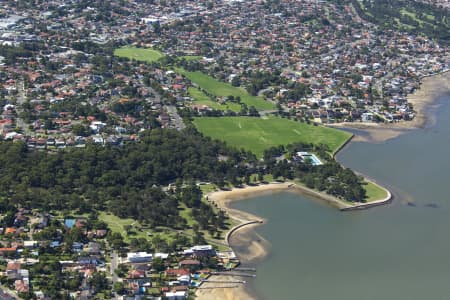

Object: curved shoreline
[210,180,392,234]
[211,180,392,250]
[196,180,391,299]
[327,71,450,143]
[225,220,263,247]
[196,72,449,300]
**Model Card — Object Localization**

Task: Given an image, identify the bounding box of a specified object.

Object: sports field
[193,116,352,157]
[177,69,275,111]
[114,46,165,63]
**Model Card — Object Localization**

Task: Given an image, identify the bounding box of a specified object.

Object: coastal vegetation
[259,143,368,202]
[363,181,389,202]
[193,116,352,158]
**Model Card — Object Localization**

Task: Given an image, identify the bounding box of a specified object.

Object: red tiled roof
[6,262,21,271]
[0,247,17,253]
[14,280,29,293]
[128,269,145,279]
[166,269,190,276]
[5,227,16,234]
[179,259,200,266]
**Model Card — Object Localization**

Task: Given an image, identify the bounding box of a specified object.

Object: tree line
[352,0,449,45]
[0,128,254,227]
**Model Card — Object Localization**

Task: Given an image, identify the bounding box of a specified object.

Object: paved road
[165,105,186,130]
[147,86,162,103]
[15,79,28,134]
[0,285,19,300]
[110,250,119,300]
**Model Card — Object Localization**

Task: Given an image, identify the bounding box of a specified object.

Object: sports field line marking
[293,129,301,135]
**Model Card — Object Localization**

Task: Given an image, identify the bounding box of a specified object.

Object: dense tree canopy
[353,0,450,44]
[0,128,253,225]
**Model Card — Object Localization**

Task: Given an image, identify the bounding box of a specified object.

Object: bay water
[231,93,450,300]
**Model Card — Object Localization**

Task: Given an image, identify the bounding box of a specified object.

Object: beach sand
[196,180,391,299]
[196,184,290,300]
[195,275,257,300]
[330,72,450,143]
[196,183,349,300]
[196,74,448,299]
[208,183,291,223]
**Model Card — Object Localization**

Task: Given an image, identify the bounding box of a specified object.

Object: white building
[127,252,153,263]
[24,241,38,249]
[165,291,188,300]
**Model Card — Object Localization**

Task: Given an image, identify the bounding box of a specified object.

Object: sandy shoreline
[196,181,391,299]
[195,184,291,300]
[195,183,293,300]
[196,72,448,299]
[195,274,256,300]
[328,71,450,143]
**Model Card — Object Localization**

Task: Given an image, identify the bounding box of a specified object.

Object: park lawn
[193,116,352,158]
[114,46,164,63]
[395,18,415,29]
[98,211,164,242]
[179,55,202,61]
[400,8,423,25]
[399,8,436,25]
[199,183,217,195]
[98,212,136,237]
[364,181,389,202]
[176,68,275,111]
[100,211,179,243]
[178,203,197,227]
[188,87,242,112]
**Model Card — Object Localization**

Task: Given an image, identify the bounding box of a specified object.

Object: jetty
[234,267,256,272]
[197,285,239,289]
[203,279,246,284]
[212,271,256,278]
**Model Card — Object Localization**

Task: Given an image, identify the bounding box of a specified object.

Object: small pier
[212,271,256,278]
[203,280,246,284]
[197,285,239,289]
[234,267,256,272]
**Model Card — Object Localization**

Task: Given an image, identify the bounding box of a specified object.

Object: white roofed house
[24,241,38,249]
[165,291,188,300]
[92,135,104,145]
[127,252,153,263]
[154,252,169,260]
[183,245,216,257]
[89,121,106,133]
